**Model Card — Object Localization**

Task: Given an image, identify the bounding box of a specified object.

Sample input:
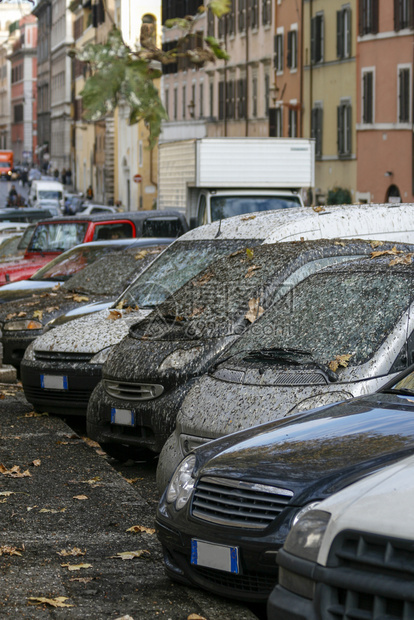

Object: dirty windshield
[120,239,262,309]
[210,195,301,221]
[225,269,412,368]
[28,222,88,252]
[31,243,131,282]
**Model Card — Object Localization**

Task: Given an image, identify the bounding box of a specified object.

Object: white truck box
[157,138,315,226]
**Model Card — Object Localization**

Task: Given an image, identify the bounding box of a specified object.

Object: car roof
[67,237,173,251]
[36,209,187,225]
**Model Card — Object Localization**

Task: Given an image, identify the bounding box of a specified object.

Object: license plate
[40,375,68,390]
[191,539,239,574]
[111,407,135,426]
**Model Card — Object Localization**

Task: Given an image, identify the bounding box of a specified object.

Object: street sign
[133,174,142,183]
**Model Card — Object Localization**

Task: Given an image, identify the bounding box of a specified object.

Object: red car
[0,210,188,285]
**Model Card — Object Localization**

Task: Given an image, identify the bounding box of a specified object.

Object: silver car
[157,251,414,492]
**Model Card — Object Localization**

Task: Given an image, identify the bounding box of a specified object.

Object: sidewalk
[0,386,259,619]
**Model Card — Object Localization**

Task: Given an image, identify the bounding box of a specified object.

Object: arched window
[141,14,156,48]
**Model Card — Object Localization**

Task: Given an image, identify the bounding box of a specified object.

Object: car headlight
[166,454,196,510]
[23,340,36,361]
[285,508,331,562]
[158,348,201,372]
[89,346,113,365]
[3,320,43,331]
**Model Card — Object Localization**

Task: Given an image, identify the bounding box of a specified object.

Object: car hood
[103,332,236,385]
[31,307,152,354]
[194,393,414,501]
[0,279,61,303]
[48,300,115,327]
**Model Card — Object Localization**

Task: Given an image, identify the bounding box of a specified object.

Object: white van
[28,180,64,211]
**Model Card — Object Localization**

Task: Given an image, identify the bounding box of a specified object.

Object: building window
[311,13,324,64]
[199,82,204,118]
[173,87,178,119]
[394,0,413,30]
[262,0,271,26]
[264,73,270,116]
[250,0,258,29]
[337,100,352,157]
[226,79,235,119]
[164,88,169,117]
[337,6,351,59]
[239,0,246,33]
[218,15,224,38]
[359,0,379,35]
[207,9,215,37]
[287,30,297,70]
[139,141,143,167]
[209,81,214,117]
[362,70,374,123]
[182,85,186,119]
[13,103,23,123]
[311,105,323,158]
[252,76,257,117]
[218,81,225,120]
[227,0,235,35]
[274,33,284,72]
[288,107,297,137]
[275,107,283,136]
[237,78,247,119]
[398,66,411,123]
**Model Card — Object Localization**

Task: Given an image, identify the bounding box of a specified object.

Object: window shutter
[269,108,276,136]
[218,82,224,120]
[372,0,379,33]
[358,0,364,34]
[337,105,343,154]
[395,0,401,31]
[346,105,352,155]
[274,35,278,68]
[337,10,343,58]
[317,108,323,157]
[287,31,292,67]
[239,0,245,32]
[311,17,316,62]
[346,7,351,56]
[411,0,414,28]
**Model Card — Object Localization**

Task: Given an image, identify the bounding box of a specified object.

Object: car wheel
[99,442,143,463]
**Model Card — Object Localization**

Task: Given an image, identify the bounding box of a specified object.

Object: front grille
[104,380,164,401]
[191,476,293,529]
[24,386,91,404]
[34,350,92,364]
[192,564,277,595]
[269,371,327,386]
[320,531,414,620]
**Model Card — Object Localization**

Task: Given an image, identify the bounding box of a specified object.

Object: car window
[38,190,63,200]
[141,218,183,238]
[93,223,133,241]
[17,225,36,250]
[210,195,302,221]
[29,222,88,252]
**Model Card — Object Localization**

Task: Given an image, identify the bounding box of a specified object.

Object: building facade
[33,0,51,171]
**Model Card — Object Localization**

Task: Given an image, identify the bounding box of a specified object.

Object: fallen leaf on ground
[328,354,352,372]
[389,253,413,266]
[73,495,88,501]
[126,525,155,535]
[125,477,143,484]
[334,241,345,246]
[5,313,17,320]
[245,298,264,323]
[69,577,94,583]
[107,309,122,320]
[245,264,261,278]
[114,616,134,620]
[52,284,61,291]
[27,506,38,511]
[0,491,15,497]
[110,550,150,560]
[45,306,60,313]
[188,615,207,620]
[23,411,48,418]
[81,476,101,485]
[80,437,100,448]
[0,545,24,556]
[61,563,92,571]
[58,548,85,557]
[28,596,73,608]
[33,310,43,320]
[17,311,27,317]
[0,464,31,478]
[32,459,41,467]
[73,295,89,302]
[39,508,66,513]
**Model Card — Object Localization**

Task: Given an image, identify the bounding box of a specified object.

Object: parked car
[157,250,414,491]
[17,202,414,422]
[0,208,57,223]
[28,168,42,186]
[268,451,414,619]
[36,199,62,216]
[28,180,65,210]
[0,209,188,286]
[85,238,401,461]
[1,239,169,368]
[79,204,118,215]
[156,365,414,603]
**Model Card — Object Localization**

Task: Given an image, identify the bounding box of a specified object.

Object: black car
[156,365,414,603]
[85,238,412,459]
[7,239,169,370]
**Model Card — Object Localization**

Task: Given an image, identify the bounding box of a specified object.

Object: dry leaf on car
[312,206,325,213]
[245,265,261,278]
[61,563,92,571]
[245,298,264,324]
[28,596,73,608]
[0,491,15,497]
[328,353,352,372]
[33,310,43,320]
[241,215,256,221]
[370,240,384,249]
[246,248,254,260]
[39,508,66,513]
[73,495,88,501]
[107,309,122,320]
[135,250,148,259]
[45,306,60,313]
[0,464,31,478]
[188,306,204,318]
[73,295,89,303]
[17,311,27,317]
[0,545,24,556]
[389,253,413,266]
[192,272,214,287]
[58,548,85,557]
[110,550,150,560]
[371,245,402,259]
[126,525,156,535]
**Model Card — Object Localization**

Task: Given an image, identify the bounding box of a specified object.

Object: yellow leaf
[73,495,88,501]
[81,476,101,485]
[389,253,413,266]
[107,309,122,320]
[33,310,43,320]
[73,295,89,302]
[23,411,48,418]
[61,563,92,571]
[135,250,149,259]
[110,550,150,560]
[45,306,59,313]
[241,215,256,221]
[312,205,325,213]
[245,298,264,324]
[334,241,345,246]
[328,353,352,372]
[126,525,156,535]
[58,548,85,557]
[188,615,208,620]
[28,596,73,608]
[17,311,27,317]
[246,248,254,260]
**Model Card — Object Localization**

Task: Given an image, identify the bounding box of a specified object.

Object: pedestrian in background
[86,185,94,200]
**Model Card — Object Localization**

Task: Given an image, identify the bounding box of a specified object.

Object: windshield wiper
[382,388,414,397]
[242,347,339,382]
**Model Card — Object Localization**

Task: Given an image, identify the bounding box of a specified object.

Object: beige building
[302,0,357,204]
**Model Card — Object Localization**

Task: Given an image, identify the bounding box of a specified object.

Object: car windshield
[210,195,302,222]
[17,225,35,250]
[28,222,88,252]
[385,371,414,395]
[0,163,10,169]
[120,239,262,309]
[63,245,166,295]
[31,244,132,282]
[223,269,412,368]
[39,190,62,200]
[0,235,21,258]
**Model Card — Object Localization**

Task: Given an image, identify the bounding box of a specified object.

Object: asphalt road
[0,383,261,619]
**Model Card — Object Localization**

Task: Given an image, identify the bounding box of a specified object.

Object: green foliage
[327,187,352,205]
[75,0,231,145]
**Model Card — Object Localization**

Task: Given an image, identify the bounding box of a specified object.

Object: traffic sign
[133,174,142,183]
